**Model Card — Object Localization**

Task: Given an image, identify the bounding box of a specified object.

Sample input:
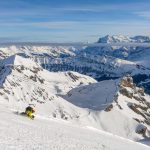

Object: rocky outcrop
[117,75,150,137]
[105,104,113,112]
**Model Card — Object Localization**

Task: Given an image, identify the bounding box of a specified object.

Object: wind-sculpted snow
[64,80,119,110]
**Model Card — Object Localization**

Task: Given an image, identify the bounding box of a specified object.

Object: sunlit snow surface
[0,105,149,150]
[0,53,150,149]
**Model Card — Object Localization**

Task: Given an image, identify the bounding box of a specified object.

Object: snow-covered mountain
[0,45,77,59]
[0,36,149,149]
[0,54,96,108]
[65,76,150,140]
[97,35,150,43]
[0,54,150,145]
[0,42,149,94]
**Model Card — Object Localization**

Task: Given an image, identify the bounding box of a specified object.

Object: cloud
[0,2,150,17]
[0,1,150,42]
[135,11,150,19]
[1,20,150,43]
[0,20,150,29]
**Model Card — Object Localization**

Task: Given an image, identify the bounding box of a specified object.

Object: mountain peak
[65,75,150,139]
[97,35,131,43]
[1,54,41,69]
[97,35,150,43]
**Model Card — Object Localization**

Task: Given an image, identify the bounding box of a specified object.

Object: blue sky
[0,0,150,42]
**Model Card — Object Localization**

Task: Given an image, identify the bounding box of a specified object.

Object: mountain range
[97,35,150,43]
[0,53,149,146]
[0,36,149,94]
[0,35,150,148]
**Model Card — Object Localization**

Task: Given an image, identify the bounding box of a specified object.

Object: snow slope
[0,54,97,119]
[0,105,149,150]
[65,79,118,110]
[0,54,150,146]
[1,54,41,68]
[65,76,150,140]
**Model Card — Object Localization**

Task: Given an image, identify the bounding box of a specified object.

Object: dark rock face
[117,76,150,136]
[105,104,113,112]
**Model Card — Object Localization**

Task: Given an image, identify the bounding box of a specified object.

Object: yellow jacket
[25,110,33,119]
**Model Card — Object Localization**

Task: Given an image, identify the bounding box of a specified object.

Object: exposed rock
[0,92,4,95]
[20,65,25,70]
[128,103,146,119]
[137,87,145,96]
[145,101,150,108]
[31,67,41,74]
[120,76,134,88]
[145,119,150,126]
[119,88,133,98]
[38,77,45,84]
[105,104,113,112]
[133,95,142,102]
[68,72,79,82]
[114,96,123,110]
[134,118,141,123]
[30,75,37,82]
[3,89,10,94]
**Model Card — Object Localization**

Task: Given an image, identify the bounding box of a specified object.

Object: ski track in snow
[0,106,149,150]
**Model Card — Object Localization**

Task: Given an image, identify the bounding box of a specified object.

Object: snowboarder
[25,106,35,119]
